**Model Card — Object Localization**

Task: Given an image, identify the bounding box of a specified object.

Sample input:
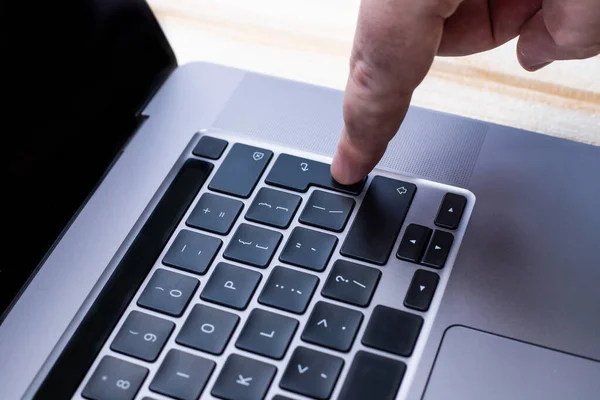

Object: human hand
[331,0,600,184]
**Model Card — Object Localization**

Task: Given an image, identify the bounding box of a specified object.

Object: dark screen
[1,0,176,319]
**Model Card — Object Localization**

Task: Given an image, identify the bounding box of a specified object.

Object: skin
[331,0,600,184]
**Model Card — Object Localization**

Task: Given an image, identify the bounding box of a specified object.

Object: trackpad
[423,326,600,400]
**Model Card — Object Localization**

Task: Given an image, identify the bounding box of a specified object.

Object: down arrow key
[404,269,439,311]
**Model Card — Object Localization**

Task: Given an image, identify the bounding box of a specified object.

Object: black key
[404,269,439,311]
[321,260,381,307]
[338,351,406,400]
[224,223,282,268]
[362,305,423,357]
[280,346,344,400]
[396,224,432,263]
[301,301,363,352]
[163,229,222,275]
[150,349,215,400]
[341,176,416,265]
[187,193,244,235]
[209,143,273,198]
[299,190,355,232]
[176,304,240,355]
[236,308,299,359]
[82,356,147,400]
[200,262,262,309]
[421,230,454,269]
[137,269,198,317]
[272,396,294,400]
[265,153,365,195]
[193,135,228,159]
[435,193,467,230]
[259,266,319,314]
[211,354,277,400]
[246,188,302,229]
[279,227,337,272]
[110,311,174,362]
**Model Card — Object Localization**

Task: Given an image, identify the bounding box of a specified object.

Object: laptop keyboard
[76,132,472,400]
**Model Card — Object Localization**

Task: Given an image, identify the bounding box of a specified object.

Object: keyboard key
[193,135,228,160]
[338,351,406,400]
[272,396,294,400]
[280,346,344,400]
[321,260,381,307]
[137,269,198,317]
[176,304,239,355]
[301,301,363,352]
[279,227,337,272]
[421,230,454,269]
[362,305,423,357]
[341,176,416,265]
[211,354,276,400]
[245,188,302,229]
[265,153,365,195]
[209,143,273,198]
[82,356,147,400]
[404,269,440,311]
[435,193,467,230]
[396,224,432,263]
[110,311,174,362]
[259,266,319,314]
[163,229,222,275]
[150,349,215,400]
[200,262,262,310]
[224,223,282,268]
[236,308,299,359]
[299,190,355,232]
[187,193,243,235]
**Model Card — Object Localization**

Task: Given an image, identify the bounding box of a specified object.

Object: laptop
[2,1,599,399]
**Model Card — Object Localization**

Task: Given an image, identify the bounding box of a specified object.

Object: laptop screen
[2,0,176,320]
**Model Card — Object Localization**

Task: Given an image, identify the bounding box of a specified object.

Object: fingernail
[331,151,363,185]
[524,61,552,72]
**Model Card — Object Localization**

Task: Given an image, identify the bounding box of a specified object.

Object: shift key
[209,143,273,198]
[341,176,416,265]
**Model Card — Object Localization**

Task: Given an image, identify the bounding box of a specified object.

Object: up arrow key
[448,208,453,213]
[419,285,426,291]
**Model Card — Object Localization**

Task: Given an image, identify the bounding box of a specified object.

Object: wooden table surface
[148,0,600,146]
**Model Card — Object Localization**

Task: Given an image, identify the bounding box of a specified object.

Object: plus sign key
[187,193,243,235]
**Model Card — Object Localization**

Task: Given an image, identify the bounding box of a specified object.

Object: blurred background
[148,0,600,146]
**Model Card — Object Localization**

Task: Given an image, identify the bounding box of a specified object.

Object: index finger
[331,0,464,184]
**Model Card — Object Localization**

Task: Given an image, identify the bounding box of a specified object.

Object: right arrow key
[404,269,440,311]
[421,230,454,269]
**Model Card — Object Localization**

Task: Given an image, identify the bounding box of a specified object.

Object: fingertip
[331,148,365,185]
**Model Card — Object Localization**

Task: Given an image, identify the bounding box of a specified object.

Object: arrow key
[421,230,454,269]
[404,269,440,311]
[280,346,344,399]
[397,224,432,263]
[435,193,467,230]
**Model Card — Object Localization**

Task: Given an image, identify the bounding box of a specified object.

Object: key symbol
[252,152,264,161]
[300,162,309,172]
[236,375,253,386]
[336,275,349,283]
[224,281,236,290]
[144,333,157,342]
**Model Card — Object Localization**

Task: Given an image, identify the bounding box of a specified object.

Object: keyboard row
[85,296,420,400]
